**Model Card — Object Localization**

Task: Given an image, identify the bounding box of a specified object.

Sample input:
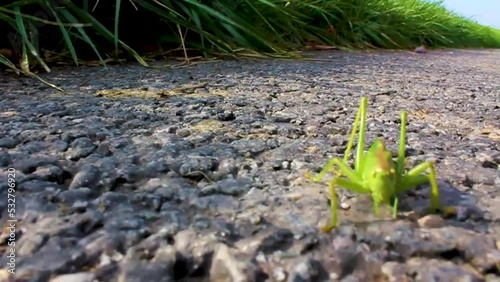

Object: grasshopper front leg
[320,161,371,232]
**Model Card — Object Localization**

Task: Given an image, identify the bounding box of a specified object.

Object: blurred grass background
[1,0,500,75]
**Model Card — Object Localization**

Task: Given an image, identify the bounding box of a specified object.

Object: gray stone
[288,258,323,282]
[32,165,64,182]
[406,258,483,282]
[200,177,254,197]
[57,187,96,204]
[116,260,174,282]
[190,195,241,214]
[0,137,18,148]
[210,243,261,282]
[65,137,96,160]
[14,236,86,273]
[69,164,101,189]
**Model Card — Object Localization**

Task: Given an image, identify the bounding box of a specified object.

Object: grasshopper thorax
[364,139,397,204]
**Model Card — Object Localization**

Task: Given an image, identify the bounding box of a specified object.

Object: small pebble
[272,267,287,282]
[330,273,340,280]
[415,45,427,53]
[381,262,407,282]
[417,214,444,228]
[378,105,386,114]
[283,192,303,201]
[340,202,351,210]
[0,269,10,281]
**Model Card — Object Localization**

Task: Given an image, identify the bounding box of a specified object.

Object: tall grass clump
[1,0,500,76]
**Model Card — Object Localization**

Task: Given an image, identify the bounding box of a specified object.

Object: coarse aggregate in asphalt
[0,49,499,282]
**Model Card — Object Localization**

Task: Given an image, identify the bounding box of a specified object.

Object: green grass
[1,0,500,76]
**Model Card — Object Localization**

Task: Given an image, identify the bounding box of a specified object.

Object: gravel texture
[0,49,499,282]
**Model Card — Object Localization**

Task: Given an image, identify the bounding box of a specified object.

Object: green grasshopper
[311,97,453,232]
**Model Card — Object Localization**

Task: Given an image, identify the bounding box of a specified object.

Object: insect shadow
[334,178,489,232]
